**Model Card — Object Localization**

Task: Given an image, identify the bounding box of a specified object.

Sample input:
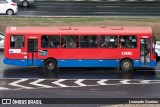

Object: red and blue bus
[3,26,157,71]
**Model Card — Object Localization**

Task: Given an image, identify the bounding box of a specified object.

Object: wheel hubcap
[8,10,12,15]
[23,2,28,6]
[47,62,54,70]
[123,62,130,68]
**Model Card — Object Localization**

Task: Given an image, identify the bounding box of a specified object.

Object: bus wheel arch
[44,58,57,72]
[120,58,133,71]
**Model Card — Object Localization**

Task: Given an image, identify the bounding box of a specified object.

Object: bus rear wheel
[120,59,133,71]
[44,59,57,72]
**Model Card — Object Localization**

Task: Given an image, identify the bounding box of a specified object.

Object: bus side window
[11,36,15,47]
[100,35,118,48]
[120,36,137,48]
[61,37,66,48]
[89,36,98,48]
[61,36,78,48]
[80,36,98,48]
[41,36,48,48]
[10,35,24,48]
[50,36,60,48]
[41,35,60,48]
[80,36,89,48]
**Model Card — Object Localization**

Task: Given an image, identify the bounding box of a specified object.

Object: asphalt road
[17,1,160,16]
[0,52,160,102]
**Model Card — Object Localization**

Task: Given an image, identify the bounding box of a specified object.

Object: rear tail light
[10,3,16,6]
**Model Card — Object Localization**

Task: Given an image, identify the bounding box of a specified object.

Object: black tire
[120,59,133,71]
[6,9,14,15]
[44,59,57,72]
[22,1,29,7]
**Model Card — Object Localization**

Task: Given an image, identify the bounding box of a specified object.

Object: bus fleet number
[121,52,132,55]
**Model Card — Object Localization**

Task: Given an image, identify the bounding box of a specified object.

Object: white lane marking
[97,79,108,85]
[120,80,131,84]
[2,79,160,91]
[52,79,68,87]
[74,79,86,86]
[29,79,53,88]
[140,80,160,84]
[0,87,10,90]
[9,79,34,89]
[140,80,152,84]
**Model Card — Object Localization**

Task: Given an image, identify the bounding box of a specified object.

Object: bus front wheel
[44,59,57,72]
[120,59,133,71]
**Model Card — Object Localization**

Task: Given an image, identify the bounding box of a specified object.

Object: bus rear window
[10,35,24,48]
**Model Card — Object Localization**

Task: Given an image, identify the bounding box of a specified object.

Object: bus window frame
[10,35,25,49]
[61,35,79,49]
[41,35,60,49]
[119,35,138,49]
[80,35,99,48]
[100,35,118,49]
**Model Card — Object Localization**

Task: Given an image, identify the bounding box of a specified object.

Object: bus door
[140,38,150,66]
[27,39,38,66]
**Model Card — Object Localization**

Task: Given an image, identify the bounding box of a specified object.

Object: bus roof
[6,26,152,35]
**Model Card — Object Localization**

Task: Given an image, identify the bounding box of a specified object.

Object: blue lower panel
[58,59,120,67]
[133,60,141,67]
[3,58,43,67]
[148,60,157,67]
[3,58,28,66]
[3,58,157,67]
[133,60,157,67]
[27,59,43,66]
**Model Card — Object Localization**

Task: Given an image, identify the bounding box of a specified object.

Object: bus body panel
[3,26,157,68]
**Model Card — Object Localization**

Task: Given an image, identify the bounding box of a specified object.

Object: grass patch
[0,16,107,25]
[29,17,107,23]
